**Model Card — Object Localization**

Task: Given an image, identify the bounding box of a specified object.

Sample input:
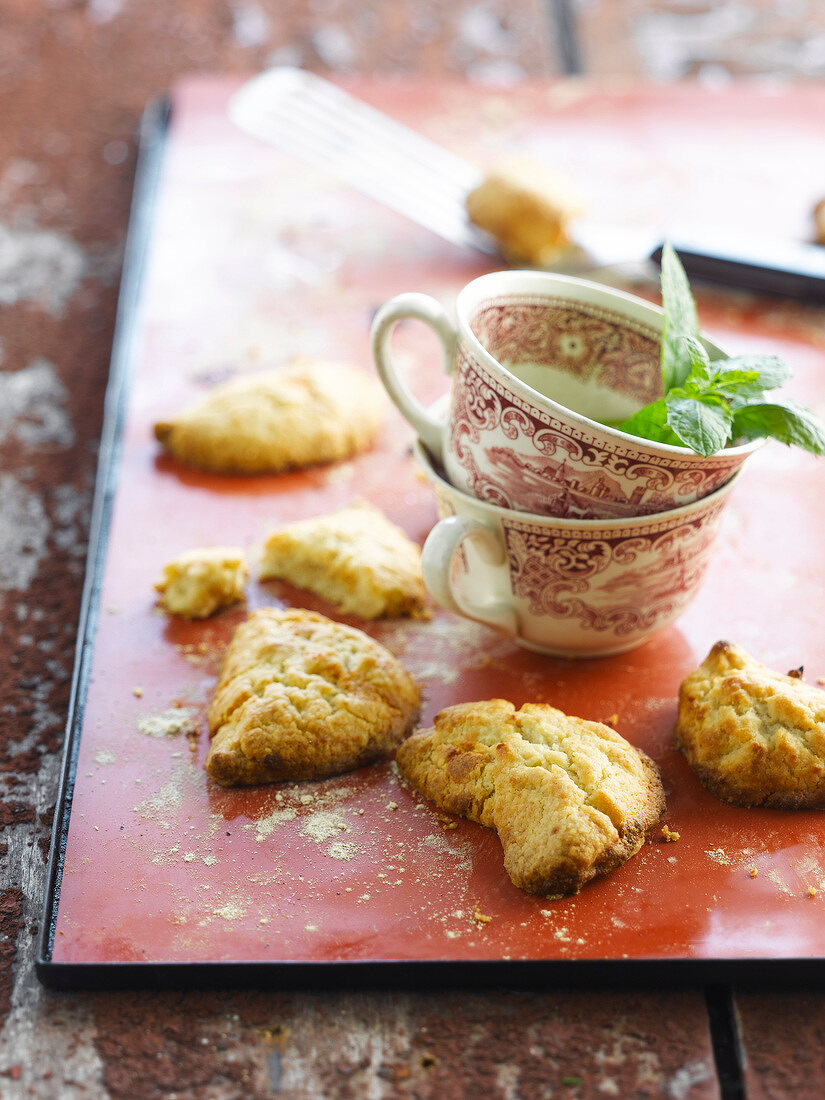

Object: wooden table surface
[3,3,825,1098]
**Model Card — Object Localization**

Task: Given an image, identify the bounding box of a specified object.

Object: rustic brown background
[2,1,825,1096]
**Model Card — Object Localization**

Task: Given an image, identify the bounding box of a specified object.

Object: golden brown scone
[396,699,664,896]
[155,547,248,619]
[676,640,825,808]
[259,500,429,620]
[465,156,582,266]
[206,608,420,786]
[154,360,386,474]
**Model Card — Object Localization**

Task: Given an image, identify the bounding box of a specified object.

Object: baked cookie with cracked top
[396,698,665,896]
[206,607,420,787]
[154,360,386,474]
[259,500,429,620]
[676,640,825,808]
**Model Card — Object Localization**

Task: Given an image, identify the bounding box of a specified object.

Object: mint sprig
[614,243,825,457]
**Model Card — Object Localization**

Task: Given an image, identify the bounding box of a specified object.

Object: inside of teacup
[470,295,663,422]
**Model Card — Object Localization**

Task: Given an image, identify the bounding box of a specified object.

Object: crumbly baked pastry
[676,640,825,808]
[155,547,248,619]
[259,500,429,620]
[205,608,420,786]
[153,360,386,474]
[396,698,664,896]
[465,156,582,266]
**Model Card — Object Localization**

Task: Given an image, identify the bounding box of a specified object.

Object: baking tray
[38,76,825,988]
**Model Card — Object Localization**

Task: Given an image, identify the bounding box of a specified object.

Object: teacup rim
[413,437,744,529]
[453,269,763,460]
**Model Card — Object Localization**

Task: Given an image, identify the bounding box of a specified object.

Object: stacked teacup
[371,270,758,657]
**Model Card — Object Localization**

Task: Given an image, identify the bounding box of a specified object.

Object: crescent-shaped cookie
[396,698,664,896]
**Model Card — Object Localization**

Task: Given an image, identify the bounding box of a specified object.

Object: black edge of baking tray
[35,953,825,992]
[36,95,172,982]
[32,90,825,996]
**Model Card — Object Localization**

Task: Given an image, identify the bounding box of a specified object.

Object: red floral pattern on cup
[471,299,662,405]
[425,446,735,658]
[502,509,723,638]
[372,274,761,527]
[448,297,752,519]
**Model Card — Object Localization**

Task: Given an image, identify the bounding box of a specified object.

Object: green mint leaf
[615,398,685,447]
[681,336,712,384]
[713,355,792,399]
[660,243,700,391]
[605,244,825,458]
[731,399,825,455]
[666,393,733,456]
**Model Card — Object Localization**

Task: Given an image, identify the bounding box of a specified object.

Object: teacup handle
[370,292,457,465]
[421,515,518,636]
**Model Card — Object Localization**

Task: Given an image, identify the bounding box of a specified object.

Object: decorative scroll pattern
[502,504,725,637]
[449,335,746,519]
[470,297,662,405]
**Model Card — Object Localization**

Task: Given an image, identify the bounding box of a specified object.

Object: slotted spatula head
[229,66,497,254]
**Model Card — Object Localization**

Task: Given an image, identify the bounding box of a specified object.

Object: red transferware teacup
[372,269,760,520]
[415,438,741,658]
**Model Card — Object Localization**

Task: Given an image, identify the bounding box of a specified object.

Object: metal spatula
[230,67,825,302]
[230,66,495,255]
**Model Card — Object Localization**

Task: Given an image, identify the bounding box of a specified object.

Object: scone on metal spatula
[396,699,665,897]
[676,640,825,808]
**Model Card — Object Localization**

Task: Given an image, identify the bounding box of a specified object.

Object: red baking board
[39,76,825,984]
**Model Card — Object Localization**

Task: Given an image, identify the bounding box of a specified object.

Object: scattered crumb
[133,686,143,697]
[386,801,398,811]
[705,848,731,865]
[787,665,804,679]
[661,825,680,843]
[606,713,619,726]
[809,886,817,898]
[213,904,245,920]
[138,707,197,739]
[473,906,492,925]
[243,806,298,842]
[300,811,349,843]
[326,842,358,861]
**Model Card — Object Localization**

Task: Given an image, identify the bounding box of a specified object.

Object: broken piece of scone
[465,156,582,266]
[396,699,665,896]
[153,360,386,474]
[676,640,825,808]
[206,608,420,786]
[155,546,248,619]
[259,500,429,620]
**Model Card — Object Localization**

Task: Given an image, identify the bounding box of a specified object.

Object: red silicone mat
[41,75,825,980]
